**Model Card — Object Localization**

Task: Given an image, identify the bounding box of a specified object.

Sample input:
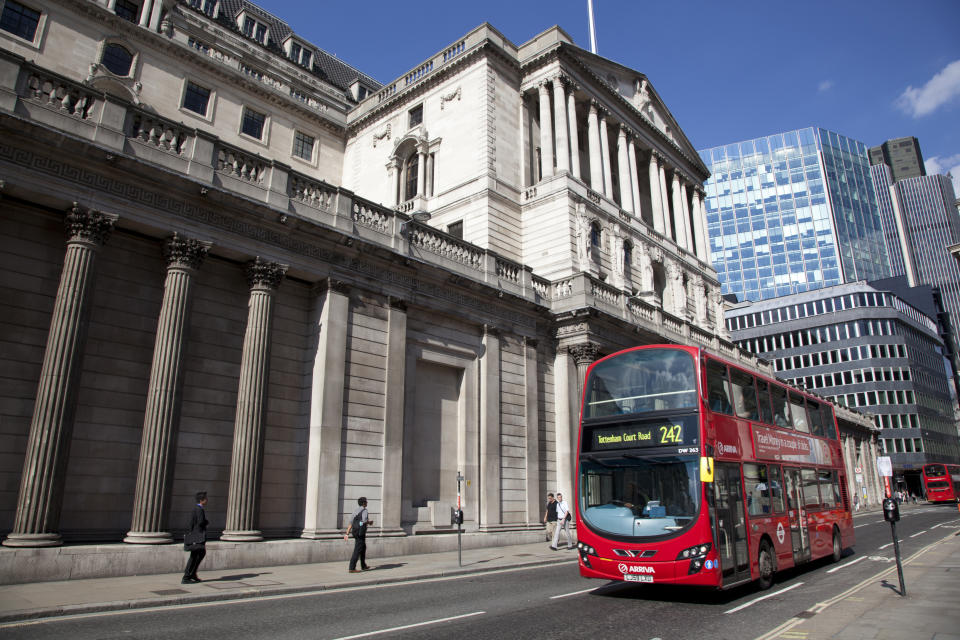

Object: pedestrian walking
[551,492,573,550]
[543,493,558,543]
[344,496,373,573]
[182,491,208,584]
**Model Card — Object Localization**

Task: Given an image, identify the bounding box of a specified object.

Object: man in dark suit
[183,491,208,584]
[344,496,373,573]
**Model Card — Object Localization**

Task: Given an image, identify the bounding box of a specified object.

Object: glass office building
[699,127,892,301]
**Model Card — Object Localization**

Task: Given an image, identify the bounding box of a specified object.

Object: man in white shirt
[551,492,573,550]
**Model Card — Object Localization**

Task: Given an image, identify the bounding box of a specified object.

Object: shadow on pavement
[365,563,406,571]
[211,573,272,582]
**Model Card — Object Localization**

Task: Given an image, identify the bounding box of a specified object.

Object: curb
[753,529,957,640]
[0,556,577,624]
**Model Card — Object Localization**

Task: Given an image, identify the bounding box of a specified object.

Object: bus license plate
[623,574,653,583]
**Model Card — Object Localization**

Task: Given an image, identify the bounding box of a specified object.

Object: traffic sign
[877,456,893,477]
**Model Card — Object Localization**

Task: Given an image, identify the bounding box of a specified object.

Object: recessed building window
[187,0,216,16]
[101,43,134,76]
[241,107,266,139]
[242,16,267,44]
[293,131,314,161]
[0,0,41,41]
[447,221,463,239]
[113,0,140,22]
[182,81,211,116]
[408,104,423,128]
[290,41,311,68]
[404,153,419,200]
[590,223,601,248]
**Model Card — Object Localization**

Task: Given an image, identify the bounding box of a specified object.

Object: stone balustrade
[408,223,485,271]
[352,200,392,235]
[22,71,97,120]
[129,110,192,156]
[216,143,267,185]
[495,257,522,285]
[289,171,336,210]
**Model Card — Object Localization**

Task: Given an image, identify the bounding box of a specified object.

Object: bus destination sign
[589,417,697,452]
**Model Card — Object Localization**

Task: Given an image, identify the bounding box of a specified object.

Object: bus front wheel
[757,540,774,590]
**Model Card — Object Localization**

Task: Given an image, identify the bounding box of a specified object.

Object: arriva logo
[617,563,655,574]
[717,442,739,456]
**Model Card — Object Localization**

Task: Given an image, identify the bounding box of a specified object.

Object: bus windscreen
[584,349,697,419]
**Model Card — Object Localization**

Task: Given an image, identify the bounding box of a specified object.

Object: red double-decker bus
[922,464,960,503]
[575,345,853,590]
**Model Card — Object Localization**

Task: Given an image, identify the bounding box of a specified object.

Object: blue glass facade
[699,127,892,302]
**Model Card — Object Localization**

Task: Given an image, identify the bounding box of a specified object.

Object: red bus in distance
[575,345,854,590]
[922,464,960,503]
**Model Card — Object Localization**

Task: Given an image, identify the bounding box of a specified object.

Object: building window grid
[292,131,314,161]
[182,81,211,116]
[0,0,41,41]
[240,107,266,140]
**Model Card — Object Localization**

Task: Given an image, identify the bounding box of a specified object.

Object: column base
[220,529,263,542]
[2,532,63,547]
[123,531,174,544]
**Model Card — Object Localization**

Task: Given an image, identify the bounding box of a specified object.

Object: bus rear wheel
[757,541,774,590]
[831,528,842,563]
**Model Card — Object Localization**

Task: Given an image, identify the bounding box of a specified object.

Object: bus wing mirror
[700,457,714,483]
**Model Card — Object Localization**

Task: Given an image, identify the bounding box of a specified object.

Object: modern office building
[726,280,960,496]
[869,137,925,183]
[698,128,892,302]
[1,0,759,580]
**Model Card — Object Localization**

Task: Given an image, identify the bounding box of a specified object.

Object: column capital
[388,296,407,311]
[568,342,601,365]
[559,75,578,92]
[65,203,117,245]
[162,233,210,271]
[537,80,551,93]
[483,323,501,339]
[650,149,664,163]
[244,257,287,290]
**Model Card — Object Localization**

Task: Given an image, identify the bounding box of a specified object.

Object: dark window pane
[705,360,732,415]
[744,463,771,516]
[404,153,418,200]
[114,0,139,22]
[408,104,423,127]
[730,368,758,420]
[293,131,314,160]
[102,43,133,76]
[447,220,463,239]
[771,384,791,428]
[1,1,41,40]
[183,81,210,115]
[756,379,773,424]
[768,465,785,513]
[241,108,265,139]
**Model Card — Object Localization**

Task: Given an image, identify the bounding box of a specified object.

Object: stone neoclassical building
[0,0,784,575]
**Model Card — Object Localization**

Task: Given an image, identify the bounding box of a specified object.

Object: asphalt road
[4,504,958,640]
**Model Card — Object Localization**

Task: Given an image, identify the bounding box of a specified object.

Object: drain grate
[152,589,189,596]
[795,611,817,619]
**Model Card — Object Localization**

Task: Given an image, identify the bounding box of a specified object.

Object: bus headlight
[577,542,597,568]
[675,543,711,560]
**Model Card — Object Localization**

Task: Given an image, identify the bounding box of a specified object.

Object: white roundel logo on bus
[618,563,629,574]
[777,522,785,544]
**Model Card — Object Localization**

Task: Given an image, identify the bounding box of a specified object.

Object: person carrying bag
[182,491,208,584]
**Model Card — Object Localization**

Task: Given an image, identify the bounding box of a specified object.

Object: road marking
[550,587,598,599]
[853,524,871,529]
[879,542,893,549]
[330,611,485,640]
[910,531,926,538]
[724,582,803,614]
[826,556,866,573]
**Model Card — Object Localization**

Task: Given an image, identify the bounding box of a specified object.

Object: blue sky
[259,0,960,191]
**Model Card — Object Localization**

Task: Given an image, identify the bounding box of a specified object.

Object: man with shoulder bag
[344,496,373,573]
[183,491,208,584]
[552,492,573,550]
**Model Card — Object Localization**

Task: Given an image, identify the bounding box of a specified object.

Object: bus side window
[705,360,733,415]
[756,379,774,425]
[768,465,785,513]
[771,384,791,428]
[806,399,825,437]
[801,468,820,509]
[821,404,837,439]
[743,463,770,516]
[790,392,810,433]
[817,470,837,508]
[730,369,759,421]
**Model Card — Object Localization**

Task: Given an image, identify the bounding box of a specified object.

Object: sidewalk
[0,540,577,623]
[759,526,960,640]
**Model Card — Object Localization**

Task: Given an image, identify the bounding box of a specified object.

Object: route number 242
[659,425,682,444]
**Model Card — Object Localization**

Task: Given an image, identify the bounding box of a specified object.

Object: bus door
[783,468,810,563]
[713,462,750,584]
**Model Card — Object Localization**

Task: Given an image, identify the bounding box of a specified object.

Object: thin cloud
[818,80,834,93]
[925,154,960,194]
[896,59,960,117]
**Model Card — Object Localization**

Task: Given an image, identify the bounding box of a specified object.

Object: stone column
[599,112,613,198]
[301,280,350,538]
[671,172,687,249]
[627,138,641,217]
[3,204,116,548]
[125,234,210,545]
[691,188,708,261]
[658,159,670,237]
[587,101,603,192]
[221,258,286,542]
[649,153,665,234]
[566,89,581,180]
[552,349,573,501]
[537,82,553,180]
[680,180,693,253]
[552,78,569,173]
[568,343,600,487]
[138,0,153,27]
[524,338,541,523]
[479,325,501,527]
[416,149,427,198]
[148,0,164,31]
[616,125,633,213]
[381,298,407,530]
